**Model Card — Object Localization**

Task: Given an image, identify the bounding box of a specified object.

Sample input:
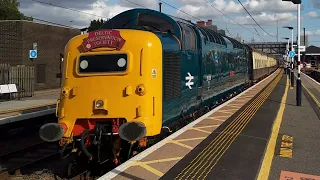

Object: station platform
[99,69,320,180]
[0,89,59,125]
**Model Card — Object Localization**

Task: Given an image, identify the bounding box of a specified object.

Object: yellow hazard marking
[138,163,164,176]
[167,140,193,150]
[189,127,211,134]
[195,125,219,129]
[233,98,249,102]
[257,75,289,180]
[209,115,230,119]
[206,117,227,121]
[0,102,56,115]
[279,135,293,158]
[215,111,234,114]
[225,104,242,108]
[174,70,282,180]
[0,112,21,118]
[131,157,184,177]
[241,95,254,98]
[142,157,183,165]
[175,137,206,142]
[218,109,239,112]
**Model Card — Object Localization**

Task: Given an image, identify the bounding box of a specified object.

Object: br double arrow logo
[185,72,194,89]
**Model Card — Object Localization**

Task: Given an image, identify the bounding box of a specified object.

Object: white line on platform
[98,69,279,180]
[301,71,320,86]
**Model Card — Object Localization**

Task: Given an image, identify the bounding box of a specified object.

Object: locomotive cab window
[179,23,196,50]
[78,54,128,74]
[137,13,174,33]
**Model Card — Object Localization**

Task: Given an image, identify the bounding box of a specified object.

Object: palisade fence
[0,63,35,100]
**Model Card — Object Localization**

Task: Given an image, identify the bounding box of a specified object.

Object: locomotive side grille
[163,51,181,100]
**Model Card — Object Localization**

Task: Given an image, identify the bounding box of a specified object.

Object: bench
[0,84,23,100]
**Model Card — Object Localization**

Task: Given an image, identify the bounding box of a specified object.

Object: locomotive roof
[101,8,247,48]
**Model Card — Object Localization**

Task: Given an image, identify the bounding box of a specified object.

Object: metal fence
[0,64,35,99]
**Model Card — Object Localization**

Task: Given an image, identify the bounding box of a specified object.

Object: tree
[0,0,33,20]
[88,18,108,32]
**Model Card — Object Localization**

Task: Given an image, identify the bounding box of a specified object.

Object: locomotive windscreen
[78,54,128,73]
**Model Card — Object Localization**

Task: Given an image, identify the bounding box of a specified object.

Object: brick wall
[0,21,23,65]
[0,20,81,90]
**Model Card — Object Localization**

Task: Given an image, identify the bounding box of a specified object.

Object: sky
[18,0,320,46]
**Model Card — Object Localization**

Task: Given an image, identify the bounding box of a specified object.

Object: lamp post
[282,0,302,106]
[283,26,294,86]
[282,37,290,74]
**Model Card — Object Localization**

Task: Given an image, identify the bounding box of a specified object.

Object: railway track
[0,141,59,179]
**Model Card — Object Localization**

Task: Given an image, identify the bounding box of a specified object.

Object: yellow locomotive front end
[39,29,163,162]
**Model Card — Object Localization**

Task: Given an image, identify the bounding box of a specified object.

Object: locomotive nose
[39,123,67,142]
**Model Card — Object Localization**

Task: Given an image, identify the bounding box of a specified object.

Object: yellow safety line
[241,95,254,98]
[225,104,242,108]
[206,117,227,121]
[257,76,289,180]
[195,125,219,129]
[175,70,282,179]
[215,111,234,114]
[218,109,239,112]
[209,115,230,119]
[189,128,211,134]
[138,163,164,177]
[131,157,185,177]
[168,140,193,150]
[0,102,56,115]
[142,157,184,165]
[175,137,206,142]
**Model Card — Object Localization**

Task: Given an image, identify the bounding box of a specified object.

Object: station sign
[29,50,37,58]
[82,30,126,51]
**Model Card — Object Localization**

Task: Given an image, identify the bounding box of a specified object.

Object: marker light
[96,100,104,109]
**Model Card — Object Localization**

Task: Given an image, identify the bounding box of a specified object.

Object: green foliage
[88,18,108,32]
[0,0,33,20]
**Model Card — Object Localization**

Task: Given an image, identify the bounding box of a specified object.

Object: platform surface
[0,89,59,120]
[99,69,281,180]
[266,73,320,180]
[100,69,320,180]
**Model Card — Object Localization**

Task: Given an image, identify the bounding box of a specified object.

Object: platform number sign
[30,50,37,59]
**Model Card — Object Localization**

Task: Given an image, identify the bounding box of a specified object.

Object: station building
[0,20,80,95]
